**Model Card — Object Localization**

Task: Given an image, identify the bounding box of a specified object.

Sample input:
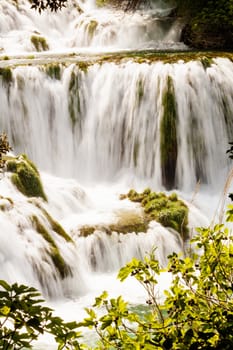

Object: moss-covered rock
[6,154,47,201]
[200,56,213,70]
[96,0,109,7]
[40,207,73,243]
[0,196,13,211]
[68,71,81,128]
[0,67,13,85]
[79,189,188,238]
[88,20,98,39]
[160,76,177,190]
[79,209,148,237]
[122,189,189,238]
[136,79,144,107]
[28,199,74,243]
[30,215,71,279]
[31,35,49,52]
[45,64,61,80]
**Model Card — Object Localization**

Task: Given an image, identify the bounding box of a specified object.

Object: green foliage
[0,280,84,349]
[7,154,47,201]
[0,133,12,171]
[122,188,189,237]
[1,209,233,349]
[176,0,233,49]
[79,214,233,349]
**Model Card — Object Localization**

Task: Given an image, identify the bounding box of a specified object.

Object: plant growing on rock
[0,133,12,171]
[121,188,189,238]
[79,212,233,349]
[6,154,47,201]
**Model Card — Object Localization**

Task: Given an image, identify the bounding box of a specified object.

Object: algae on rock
[38,205,73,243]
[68,68,86,133]
[122,188,189,238]
[30,215,71,279]
[45,63,61,80]
[0,67,13,85]
[6,154,47,201]
[160,76,178,190]
[87,20,98,40]
[79,209,147,237]
[31,35,49,52]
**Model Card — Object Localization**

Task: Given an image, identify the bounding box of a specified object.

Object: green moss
[81,189,188,238]
[79,210,148,237]
[88,20,98,39]
[6,160,17,172]
[126,189,145,202]
[0,195,13,211]
[96,0,108,7]
[82,51,233,66]
[133,140,140,167]
[136,79,144,105]
[121,189,189,238]
[45,64,61,80]
[68,70,84,129]
[41,208,73,243]
[0,67,13,84]
[31,215,71,279]
[20,154,40,175]
[26,55,35,59]
[110,210,148,234]
[31,35,49,52]
[200,56,212,69]
[79,226,96,237]
[160,76,178,190]
[7,155,47,201]
[77,62,89,73]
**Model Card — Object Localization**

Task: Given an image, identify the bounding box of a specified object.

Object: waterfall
[0,3,233,347]
[0,58,232,191]
[0,0,186,54]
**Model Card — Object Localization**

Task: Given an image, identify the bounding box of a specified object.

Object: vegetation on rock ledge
[121,188,189,238]
[160,76,177,190]
[30,214,71,279]
[6,154,47,201]
[31,35,49,52]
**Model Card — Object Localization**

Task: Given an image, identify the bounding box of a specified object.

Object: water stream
[0,0,233,348]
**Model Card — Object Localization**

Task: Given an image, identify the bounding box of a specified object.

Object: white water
[0,1,233,348]
[1,59,232,190]
[0,0,186,55]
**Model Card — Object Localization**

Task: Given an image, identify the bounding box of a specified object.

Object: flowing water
[0,0,233,348]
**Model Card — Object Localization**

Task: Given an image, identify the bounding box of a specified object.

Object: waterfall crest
[0,58,232,191]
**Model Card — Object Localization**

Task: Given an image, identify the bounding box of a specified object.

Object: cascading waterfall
[0,58,232,189]
[0,0,185,54]
[0,0,233,348]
